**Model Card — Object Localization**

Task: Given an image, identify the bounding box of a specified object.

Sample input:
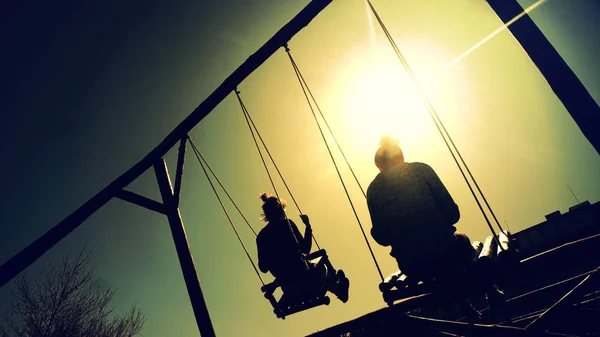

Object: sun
[328,42,434,154]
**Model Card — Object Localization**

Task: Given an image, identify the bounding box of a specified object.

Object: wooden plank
[115,189,166,214]
[406,314,564,337]
[526,266,600,331]
[173,137,187,206]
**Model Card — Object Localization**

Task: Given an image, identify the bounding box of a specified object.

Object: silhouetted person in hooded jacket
[366,136,506,320]
[366,136,475,282]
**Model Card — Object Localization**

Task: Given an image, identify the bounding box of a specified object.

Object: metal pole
[487,0,600,155]
[115,189,167,214]
[154,159,216,337]
[0,0,333,288]
[173,137,188,206]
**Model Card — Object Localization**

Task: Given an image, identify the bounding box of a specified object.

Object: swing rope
[188,137,265,286]
[235,90,321,250]
[366,0,506,248]
[188,136,258,236]
[235,90,301,213]
[285,45,384,281]
[283,56,368,199]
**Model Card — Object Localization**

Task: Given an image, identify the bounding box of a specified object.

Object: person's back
[367,162,458,265]
[257,218,308,281]
[366,136,464,273]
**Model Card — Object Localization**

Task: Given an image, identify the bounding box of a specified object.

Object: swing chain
[284,45,385,281]
[234,89,321,250]
[188,136,265,286]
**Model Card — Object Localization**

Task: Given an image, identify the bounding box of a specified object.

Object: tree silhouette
[1,250,145,337]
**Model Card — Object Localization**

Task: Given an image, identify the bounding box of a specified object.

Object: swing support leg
[154,158,216,337]
[487,0,600,155]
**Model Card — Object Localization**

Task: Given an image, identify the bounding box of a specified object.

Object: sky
[1,0,599,336]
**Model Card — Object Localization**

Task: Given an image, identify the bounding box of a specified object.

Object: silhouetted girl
[256,193,349,303]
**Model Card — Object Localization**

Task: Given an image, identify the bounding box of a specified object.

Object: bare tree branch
[1,249,146,337]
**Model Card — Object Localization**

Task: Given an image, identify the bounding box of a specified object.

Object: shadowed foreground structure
[308,202,600,337]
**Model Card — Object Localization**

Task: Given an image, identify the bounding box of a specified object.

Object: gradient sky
[1,0,599,336]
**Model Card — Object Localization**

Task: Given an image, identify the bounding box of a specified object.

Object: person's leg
[317,263,349,303]
[276,266,309,306]
[455,232,507,317]
[280,282,301,306]
[397,258,433,287]
[453,232,477,268]
[335,269,349,302]
[440,233,483,321]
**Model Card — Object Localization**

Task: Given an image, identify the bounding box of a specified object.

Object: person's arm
[298,215,313,253]
[419,163,460,225]
[367,190,393,246]
[289,218,312,254]
[256,235,270,273]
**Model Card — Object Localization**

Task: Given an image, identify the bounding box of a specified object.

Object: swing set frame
[2,0,599,336]
[0,1,333,336]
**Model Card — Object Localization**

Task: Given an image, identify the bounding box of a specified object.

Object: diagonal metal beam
[173,137,187,206]
[0,0,333,288]
[154,159,215,337]
[406,314,569,337]
[487,0,600,155]
[115,189,167,214]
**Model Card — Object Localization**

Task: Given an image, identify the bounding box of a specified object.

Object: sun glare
[331,43,435,153]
